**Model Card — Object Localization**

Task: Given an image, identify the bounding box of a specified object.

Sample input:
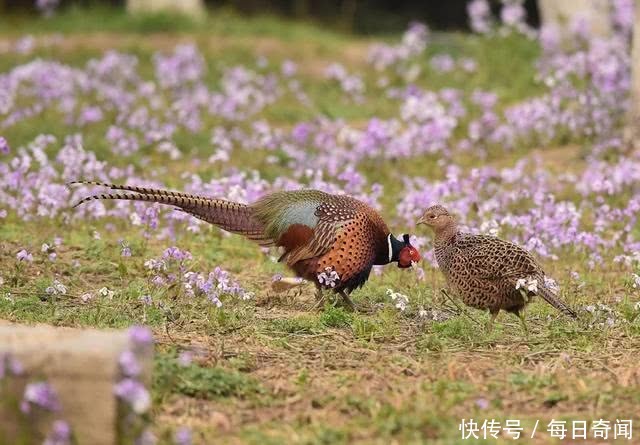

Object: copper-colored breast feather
[315,213,379,290]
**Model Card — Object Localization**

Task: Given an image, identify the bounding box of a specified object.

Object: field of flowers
[1,1,640,443]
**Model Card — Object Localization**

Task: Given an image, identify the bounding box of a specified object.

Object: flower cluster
[114,325,154,445]
[45,280,67,296]
[324,63,365,102]
[368,22,428,72]
[515,277,538,293]
[386,288,409,311]
[145,247,251,306]
[317,267,340,288]
[583,303,624,328]
[20,381,61,414]
[43,420,72,445]
[35,0,60,17]
[467,0,492,34]
[632,273,640,289]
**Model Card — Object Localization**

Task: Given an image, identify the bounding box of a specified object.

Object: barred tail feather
[538,286,577,319]
[70,183,272,246]
[68,181,196,199]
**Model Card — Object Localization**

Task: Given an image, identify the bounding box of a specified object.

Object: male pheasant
[71,182,421,309]
[417,205,577,331]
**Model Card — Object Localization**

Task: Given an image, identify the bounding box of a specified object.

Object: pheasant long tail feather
[537,285,578,319]
[70,183,271,245]
[68,181,196,198]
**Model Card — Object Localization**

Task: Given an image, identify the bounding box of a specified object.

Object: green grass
[1,6,349,43]
[0,9,639,445]
[154,352,264,401]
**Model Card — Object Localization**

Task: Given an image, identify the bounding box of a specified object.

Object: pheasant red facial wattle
[70,181,420,310]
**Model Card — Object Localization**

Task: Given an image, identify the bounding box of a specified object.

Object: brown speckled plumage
[71,182,420,308]
[419,205,577,321]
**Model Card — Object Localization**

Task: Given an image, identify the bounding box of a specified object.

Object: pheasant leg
[516,311,529,336]
[308,283,326,311]
[487,310,499,332]
[338,290,356,311]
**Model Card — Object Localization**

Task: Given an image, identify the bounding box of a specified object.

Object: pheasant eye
[430,215,436,219]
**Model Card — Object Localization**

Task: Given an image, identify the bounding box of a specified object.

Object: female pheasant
[71,182,421,309]
[417,205,577,331]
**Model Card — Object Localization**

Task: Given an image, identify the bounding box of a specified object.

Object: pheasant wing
[459,235,541,281]
[285,199,359,265]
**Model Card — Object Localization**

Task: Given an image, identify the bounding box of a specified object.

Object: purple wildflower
[178,351,193,367]
[136,428,157,445]
[43,420,72,445]
[139,294,152,305]
[119,350,142,377]
[21,382,61,413]
[16,249,33,262]
[500,2,525,28]
[114,378,151,414]
[467,0,492,34]
[0,136,9,154]
[174,427,192,445]
[128,325,154,351]
[121,241,132,257]
[36,0,59,16]
[475,397,489,409]
[281,60,297,77]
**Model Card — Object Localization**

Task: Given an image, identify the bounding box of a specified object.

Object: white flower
[584,305,596,313]
[92,231,101,240]
[479,219,500,236]
[515,277,538,293]
[632,273,640,289]
[130,213,142,226]
[317,267,340,288]
[597,303,612,313]
[386,288,409,311]
[41,243,50,253]
[570,271,580,281]
[144,259,166,271]
[99,287,115,299]
[45,280,67,295]
[54,280,66,294]
[80,293,93,303]
[543,276,559,294]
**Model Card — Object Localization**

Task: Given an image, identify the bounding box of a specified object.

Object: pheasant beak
[417,216,427,226]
